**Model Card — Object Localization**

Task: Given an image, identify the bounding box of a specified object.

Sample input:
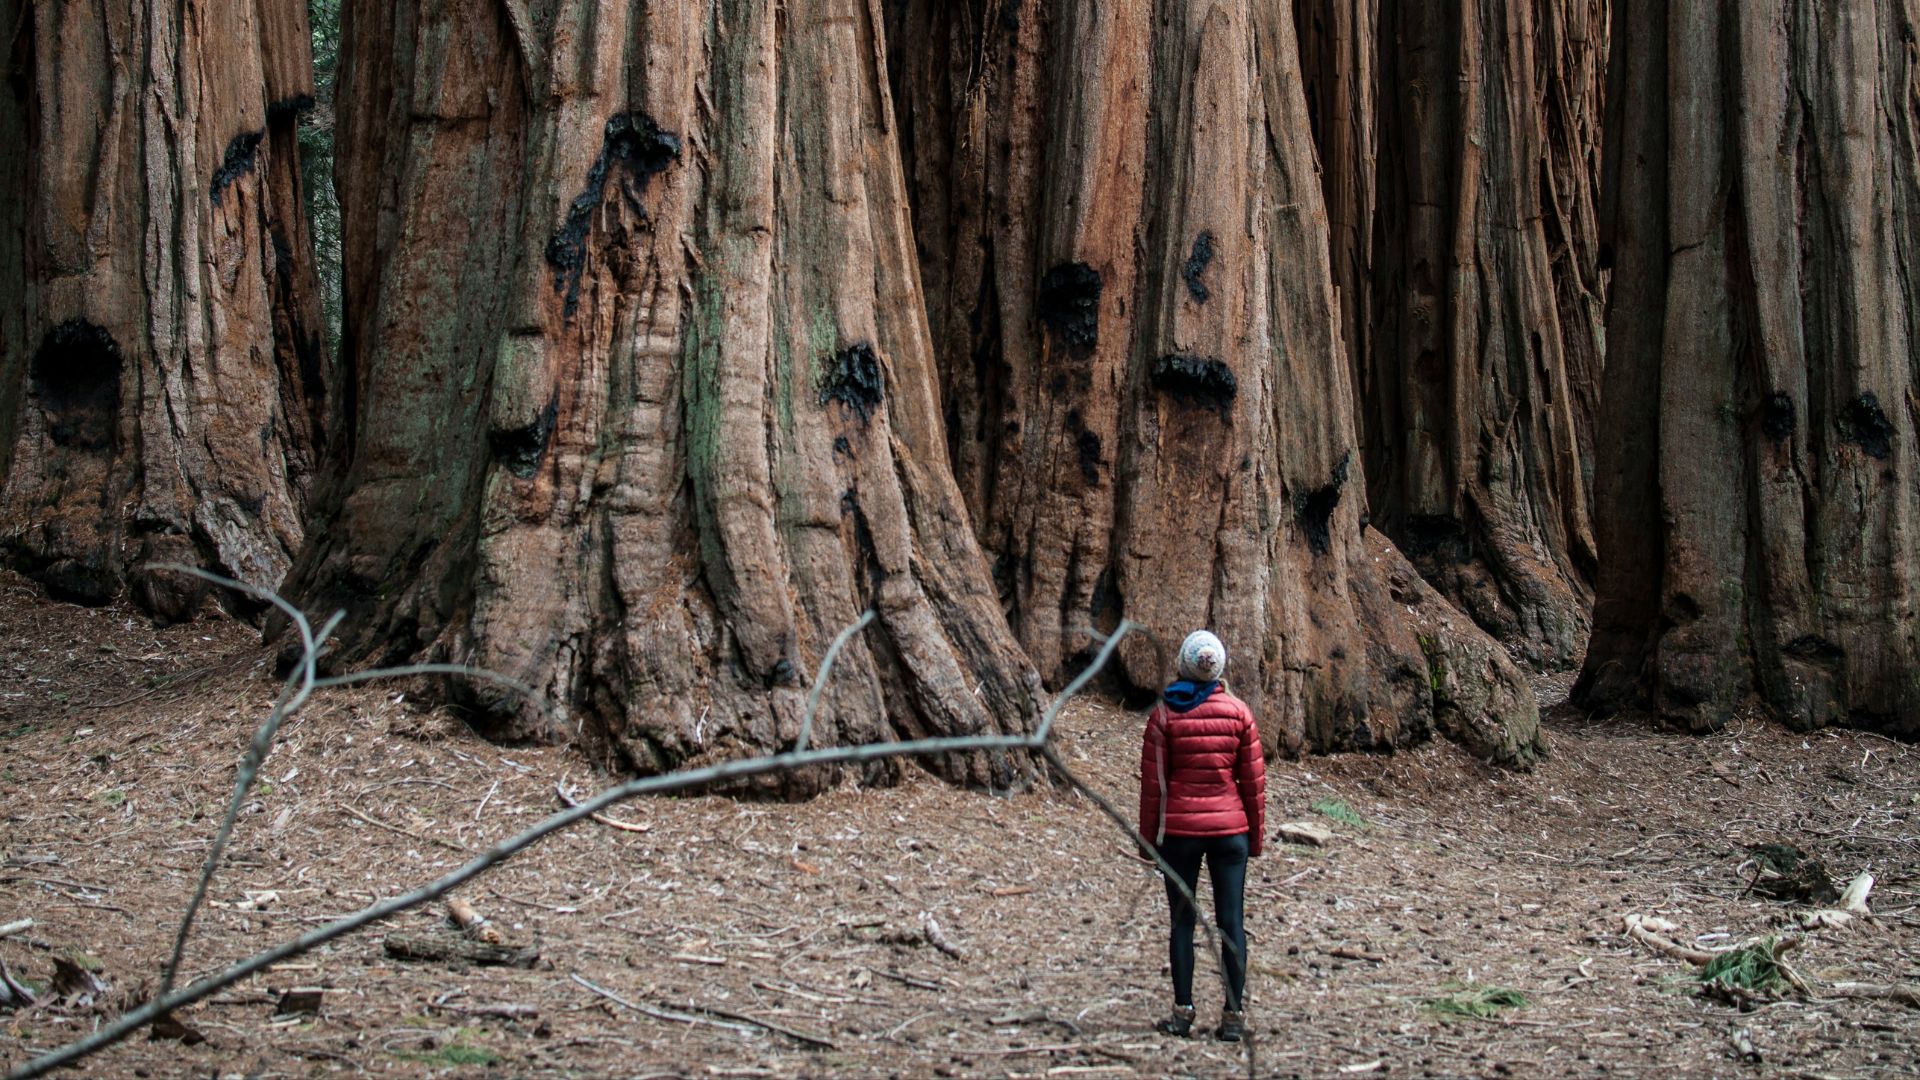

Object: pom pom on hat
[1177,630,1227,681]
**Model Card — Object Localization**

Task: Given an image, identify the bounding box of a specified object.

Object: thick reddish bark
[1579,0,1920,737]
[286,0,1042,790]
[0,0,327,620]
[891,0,1542,764]
[1294,0,1606,668]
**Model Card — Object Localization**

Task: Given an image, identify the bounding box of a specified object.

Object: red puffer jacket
[1138,690,1267,855]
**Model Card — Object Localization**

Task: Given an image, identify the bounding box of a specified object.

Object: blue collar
[1162,680,1219,712]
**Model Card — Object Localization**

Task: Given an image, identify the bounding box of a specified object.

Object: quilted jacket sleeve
[1236,703,1267,856]
[1138,707,1166,848]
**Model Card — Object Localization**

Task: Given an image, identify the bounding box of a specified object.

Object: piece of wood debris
[383,931,538,968]
[989,885,1035,898]
[1277,821,1335,847]
[671,953,728,966]
[1828,982,1920,1009]
[1729,1027,1761,1062]
[0,957,37,1006]
[148,1013,206,1045]
[1325,945,1386,963]
[273,986,325,1018]
[427,1000,540,1020]
[874,968,943,991]
[1622,913,1716,966]
[923,915,965,960]
[1841,872,1874,915]
[448,897,504,943]
[0,919,34,940]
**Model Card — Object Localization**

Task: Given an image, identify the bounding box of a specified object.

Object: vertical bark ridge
[1579,0,1920,737]
[893,0,1543,764]
[1294,0,1606,669]
[0,0,327,620]
[287,0,1042,791]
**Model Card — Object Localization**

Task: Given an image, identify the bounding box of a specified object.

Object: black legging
[1157,832,1249,1010]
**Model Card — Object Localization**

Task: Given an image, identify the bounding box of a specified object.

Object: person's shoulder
[1213,691,1255,719]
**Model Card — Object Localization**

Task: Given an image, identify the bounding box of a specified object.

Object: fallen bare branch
[8,612,1257,1080]
[0,919,33,940]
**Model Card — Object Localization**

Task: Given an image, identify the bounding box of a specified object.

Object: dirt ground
[2,571,1917,1079]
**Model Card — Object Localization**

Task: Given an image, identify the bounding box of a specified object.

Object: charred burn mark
[832,435,853,460]
[1064,408,1103,484]
[1036,262,1102,358]
[1076,429,1103,485]
[1150,354,1237,415]
[1762,391,1795,444]
[1783,634,1845,663]
[1837,392,1895,459]
[1181,231,1216,302]
[767,657,798,688]
[1293,454,1350,556]
[1399,514,1470,563]
[31,319,123,449]
[490,392,559,479]
[820,342,884,424]
[545,112,682,318]
[265,94,316,125]
[210,130,265,205]
[1667,592,1704,622]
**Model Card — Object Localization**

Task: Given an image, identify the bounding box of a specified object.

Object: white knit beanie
[1176,630,1227,682]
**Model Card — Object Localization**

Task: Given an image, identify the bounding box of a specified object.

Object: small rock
[1277,821,1335,847]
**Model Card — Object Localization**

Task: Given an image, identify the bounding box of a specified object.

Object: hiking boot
[1214,1009,1244,1042]
[1154,1004,1196,1037]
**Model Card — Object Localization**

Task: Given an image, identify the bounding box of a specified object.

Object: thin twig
[796,609,876,752]
[556,778,650,833]
[569,973,757,1035]
[658,999,837,1048]
[149,564,330,997]
[340,805,468,853]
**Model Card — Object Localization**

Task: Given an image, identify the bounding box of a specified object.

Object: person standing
[1138,630,1266,1041]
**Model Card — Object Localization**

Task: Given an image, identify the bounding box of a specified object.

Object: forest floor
[1,570,1917,1079]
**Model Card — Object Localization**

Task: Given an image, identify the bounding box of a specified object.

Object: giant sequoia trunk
[888,0,1543,763]
[0,0,327,619]
[1578,0,1920,737]
[285,0,1041,790]
[1293,0,1606,668]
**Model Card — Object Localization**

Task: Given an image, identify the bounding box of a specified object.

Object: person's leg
[1205,833,1250,1012]
[1157,837,1205,1008]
